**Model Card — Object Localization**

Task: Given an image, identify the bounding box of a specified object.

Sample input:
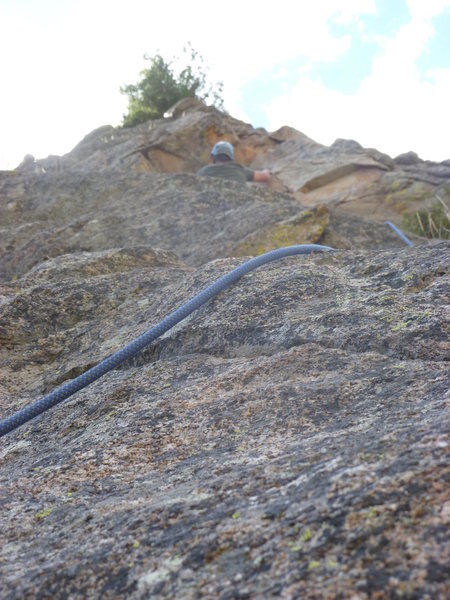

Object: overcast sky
[1,0,449,169]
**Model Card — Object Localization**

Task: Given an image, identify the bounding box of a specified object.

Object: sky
[1,0,449,169]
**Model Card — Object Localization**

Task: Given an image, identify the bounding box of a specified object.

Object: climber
[197,141,271,184]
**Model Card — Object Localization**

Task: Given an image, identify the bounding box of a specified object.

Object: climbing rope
[0,244,334,438]
[385,221,414,247]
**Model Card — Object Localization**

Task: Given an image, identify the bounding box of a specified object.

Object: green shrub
[120,44,224,127]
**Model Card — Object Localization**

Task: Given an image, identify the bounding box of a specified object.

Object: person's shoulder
[197,165,213,175]
[235,163,256,181]
[229,162,253,172]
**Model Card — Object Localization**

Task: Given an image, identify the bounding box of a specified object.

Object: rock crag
[0,101,449,599]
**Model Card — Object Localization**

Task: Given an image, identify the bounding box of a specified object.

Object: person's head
[211,141,234,163]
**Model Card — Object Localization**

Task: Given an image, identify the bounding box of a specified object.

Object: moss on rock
[231,205,329,256]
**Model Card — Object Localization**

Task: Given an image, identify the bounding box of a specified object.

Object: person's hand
[253,169,271,183]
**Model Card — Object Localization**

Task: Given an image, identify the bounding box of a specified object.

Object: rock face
[0,102,449,599]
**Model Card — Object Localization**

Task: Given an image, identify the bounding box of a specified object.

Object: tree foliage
[120,45,224,127]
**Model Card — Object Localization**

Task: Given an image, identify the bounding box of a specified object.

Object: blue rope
[385,221,414,247]
[0,244,333,438]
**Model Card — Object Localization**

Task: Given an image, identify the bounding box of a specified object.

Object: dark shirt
[197,162,255,184]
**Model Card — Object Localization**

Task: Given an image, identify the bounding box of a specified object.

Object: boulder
[0,242,448,599]
[0,104,449,599]
[10,102,448,229]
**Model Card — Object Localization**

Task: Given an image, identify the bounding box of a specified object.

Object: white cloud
[406,0,450,19]
[264,2,450,160]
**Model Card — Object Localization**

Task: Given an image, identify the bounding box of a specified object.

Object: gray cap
[211,141,234,160]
